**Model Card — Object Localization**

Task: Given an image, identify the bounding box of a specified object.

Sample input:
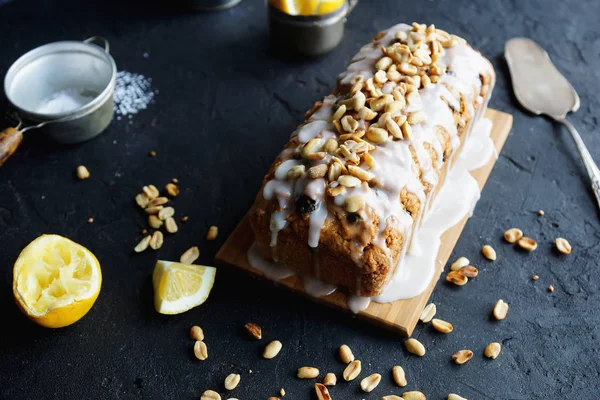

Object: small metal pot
[268,0,358,57]
[1,37,116,167]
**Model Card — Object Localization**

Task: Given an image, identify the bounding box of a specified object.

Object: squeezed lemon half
[13,234,102,328]
[152,260,216,315]
[270,0,344,16]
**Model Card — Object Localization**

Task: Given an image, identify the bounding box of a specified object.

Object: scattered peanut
[450,256,469,271]
[404,338,425,356]
[419,303,436,323]
[504,228,523,243]
[165,217,178,233]
[315,383,332,400]
[149,231,164,250]
[207,225,219,241]
[448,394,467,400]
[518,237,537,251]
[459,265,478,278]
[484,342,501,359]
[402,391,426,400]
[190,325,204,341]
[76,165,90,180]
[339,344,354,363]
[452,349,473,364]
[431,318,453,333]
[263,340,282,359]
[180,246,200,264]
[446,271,468,286]
[297,367,320,379]
[135,193,149,208]
[555,237,571,254]
[142,185,159,199]
[149,214,163,229]
[323,373,337,386]
[200,390,220,400]
[392,365,407,387]
[482,244,496,260]
[244,322,262,340]
[548,285,555,292]
[224,374,240,391]
[194,340,208,360]
[134,235,151,253]
[493,299,509,320]
[343,360,361,381]
[158,206,175,221]
[165,183,180,197]
[360,373,381,392]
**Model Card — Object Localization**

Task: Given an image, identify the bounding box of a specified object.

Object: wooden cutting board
[216,109,513,337]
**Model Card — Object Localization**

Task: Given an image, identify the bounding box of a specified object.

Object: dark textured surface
[1,0,600,399]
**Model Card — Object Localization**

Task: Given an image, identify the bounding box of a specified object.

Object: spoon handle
[559,118,600,209]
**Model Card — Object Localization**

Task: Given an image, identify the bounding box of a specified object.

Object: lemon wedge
[270,0,342,15]
[152,260,216,315]
[13,234,102,328]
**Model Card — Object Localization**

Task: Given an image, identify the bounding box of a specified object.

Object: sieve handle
[0,127,23,167]
[84,36,110,53]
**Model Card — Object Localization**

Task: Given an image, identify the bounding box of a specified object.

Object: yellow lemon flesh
[13,234,102,328]
[270,0,343,15]
[152,260,216,315]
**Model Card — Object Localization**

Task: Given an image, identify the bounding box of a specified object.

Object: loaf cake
[249,23,495,297]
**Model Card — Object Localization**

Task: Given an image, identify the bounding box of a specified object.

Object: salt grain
[114,71,155,116]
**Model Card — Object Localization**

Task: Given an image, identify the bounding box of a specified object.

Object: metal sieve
[1,37,116,167]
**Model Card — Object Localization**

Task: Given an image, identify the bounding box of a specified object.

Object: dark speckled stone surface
[1,0,600,399]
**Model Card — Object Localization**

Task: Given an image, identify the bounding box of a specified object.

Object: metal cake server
[505,37,600,209]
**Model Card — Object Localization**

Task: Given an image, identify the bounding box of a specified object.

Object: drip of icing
[247,242,295,280]
[453,118,494,172]
[305,179,328,248]
[372,117,493,303]
[347,295,371,313]
[303,276,337,297]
